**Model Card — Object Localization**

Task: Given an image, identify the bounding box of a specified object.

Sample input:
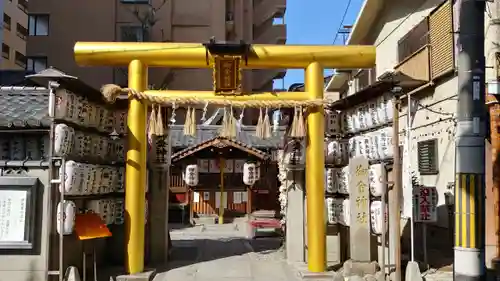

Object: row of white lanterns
[324,93,394,136]
[183,162,261,186]
[56,198,148,235]
[325,163,386,196]
[55,89,127,134]
[60,160,127,195]
[326,198,387,235]
[54,124,126,162]
[342,93,394,134]
[325,127,394,166]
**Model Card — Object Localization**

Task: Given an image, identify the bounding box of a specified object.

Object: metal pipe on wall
[390,94,402,281]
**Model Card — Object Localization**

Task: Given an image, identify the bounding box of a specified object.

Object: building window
[26,56,48,73]
[15,51,26,68]
[417,139,439,175]
[3,13,11,31]
[397,18,429,63]
[120,26,148,42]
[28,14,49,36]
[2,44,10,59]
[17,0,28,13]
[16,23,28,40]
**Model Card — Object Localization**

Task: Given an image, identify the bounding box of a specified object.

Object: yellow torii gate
[74,41,375,274]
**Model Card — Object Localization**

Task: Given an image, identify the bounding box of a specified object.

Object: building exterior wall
[1,0,27,70]
[331,0,500,267]
[341,0,458,228]
[27,0,286,124]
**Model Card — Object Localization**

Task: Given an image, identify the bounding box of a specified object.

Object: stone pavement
[153,223,303,281]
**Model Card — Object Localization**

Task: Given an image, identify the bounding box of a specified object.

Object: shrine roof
[171,136,270,163]
[169,125,286,149]
[0,86,51,129]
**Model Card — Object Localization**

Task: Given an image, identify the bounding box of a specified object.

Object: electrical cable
[333,0,353,45]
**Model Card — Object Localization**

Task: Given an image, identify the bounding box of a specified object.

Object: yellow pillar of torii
[74,42,375,274]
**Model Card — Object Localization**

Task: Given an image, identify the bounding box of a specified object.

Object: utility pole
[455,0,486,280]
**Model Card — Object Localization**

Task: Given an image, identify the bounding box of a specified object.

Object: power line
[333,0,353,45]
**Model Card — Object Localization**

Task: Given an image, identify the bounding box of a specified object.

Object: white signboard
[0,190,28,242]
[193,192,200,203]
[413,186,438,222]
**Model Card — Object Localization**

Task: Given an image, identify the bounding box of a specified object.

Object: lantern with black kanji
[243,162,256,186]
[183,164,199,186]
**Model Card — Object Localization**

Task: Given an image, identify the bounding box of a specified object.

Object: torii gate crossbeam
[74,42,376,274]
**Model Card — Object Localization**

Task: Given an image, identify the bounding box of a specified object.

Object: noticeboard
[0,177,38,250]
[413,185,438,222]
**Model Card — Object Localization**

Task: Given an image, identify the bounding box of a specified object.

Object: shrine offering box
[0,176,38,250]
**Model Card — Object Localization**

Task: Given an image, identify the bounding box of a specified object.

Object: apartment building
[26,0,286,123]
[1,0,28,70]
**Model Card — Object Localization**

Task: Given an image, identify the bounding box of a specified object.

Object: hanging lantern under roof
[243,162,257,186]
[283,140,305,170]
[183,164,199,186]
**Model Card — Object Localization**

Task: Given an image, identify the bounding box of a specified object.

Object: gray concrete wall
[0,163,51,281]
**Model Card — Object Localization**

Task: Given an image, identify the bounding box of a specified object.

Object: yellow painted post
[125,60,148,274]
[219,158,225,224]
[305,61,326,272]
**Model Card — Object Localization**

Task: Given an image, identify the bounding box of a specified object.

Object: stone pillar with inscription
[349,156,371,262]
[342,156,379,278]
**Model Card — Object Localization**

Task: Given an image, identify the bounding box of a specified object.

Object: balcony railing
[394,45,430,83]
[253,0,286,27]
[254,24,286,44]
[346,68,376,96]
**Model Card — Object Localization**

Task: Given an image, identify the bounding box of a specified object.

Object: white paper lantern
[283,141,305,170]
[114,199,125,225]
[345,109,354,133]
[369,164,386,196]
[368,132,380,160]
[116,167,125,193]
[341,199,351,226]
[357,104,368,130]
[325,110,341,135]
[385,94,394,122]
[325,168,338,193]
[377,96,387,125]
[56,200,76,235]
[86,199,110,224]
[80,164,91,194]
[326,198,336,224]
[114,110,127,134]
[337,166,350,194]
[61,160,81,195]
[365,101,376,129]
[106,200,116,225]
[350,108,359,132]
[243,162,257,186]
[378,128,393,159]
[54,124,74,157]
[325,140,341,165]
[370,200,388,235]
[183,164,199,186]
